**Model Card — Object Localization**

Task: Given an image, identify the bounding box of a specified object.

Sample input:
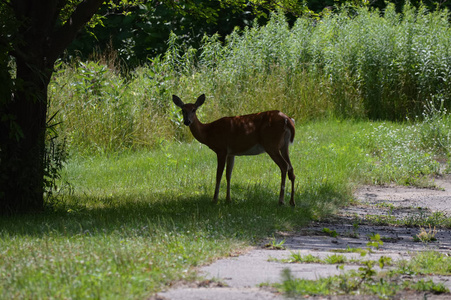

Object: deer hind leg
[225,155,235,203]
[213,152,227,204]
[281,143,296,207]
[267,150,290,206]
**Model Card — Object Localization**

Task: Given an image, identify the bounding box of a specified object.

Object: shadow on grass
[0,182,350,242]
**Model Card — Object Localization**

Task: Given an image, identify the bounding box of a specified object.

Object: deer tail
[284,116,295,145]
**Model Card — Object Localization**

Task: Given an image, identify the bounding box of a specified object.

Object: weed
[324,254,347,264]
[331,246,368,257]
[364,209,451,228]
[322,227,338,238]
[277,254,397,297]
[414,225,438,243]
[367,233,384,250]
[364,214,397,226]
[288,253,322,263]
[280,268,336,297]
[375,202,395,210]
[345,221,360,238]
[411,279,449,294]
[398,251,451,276]
[286,252,347,265]
[277,250,451,298]
[277,240,451,298]
[264,237,287,250]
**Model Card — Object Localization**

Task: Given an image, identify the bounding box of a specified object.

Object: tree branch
[1,0,13,8]
[47,0,104,64]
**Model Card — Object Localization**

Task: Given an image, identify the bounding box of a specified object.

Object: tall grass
[49,3,451,153]
[193,3,451,120]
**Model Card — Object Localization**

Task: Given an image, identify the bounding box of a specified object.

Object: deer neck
[189,115,208,145]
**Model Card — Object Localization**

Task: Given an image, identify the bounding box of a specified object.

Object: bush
[49,4,451,153]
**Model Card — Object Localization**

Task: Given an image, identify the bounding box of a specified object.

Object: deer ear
[172,95,184,108]
[195,94,206,108]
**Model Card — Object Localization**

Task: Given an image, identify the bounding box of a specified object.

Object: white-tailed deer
[172,94,296,206]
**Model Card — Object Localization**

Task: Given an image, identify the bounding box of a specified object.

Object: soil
[154,176,451,300]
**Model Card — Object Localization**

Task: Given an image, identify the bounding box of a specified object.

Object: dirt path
[155,177,451,300]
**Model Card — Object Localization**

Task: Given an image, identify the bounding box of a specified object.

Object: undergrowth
[49,4,451,154]
[278,250,451,298]
[9,3,451,299]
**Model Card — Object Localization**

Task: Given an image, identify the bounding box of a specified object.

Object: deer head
[172,94,205,126]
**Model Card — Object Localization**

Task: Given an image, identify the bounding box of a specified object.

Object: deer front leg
[225,155,235,203]
[213,152,227,204]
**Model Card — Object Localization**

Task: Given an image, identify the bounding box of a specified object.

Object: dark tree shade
[0,0,104,214]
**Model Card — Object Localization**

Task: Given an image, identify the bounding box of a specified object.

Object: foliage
[51,5,451,156]
[67,0,451,65]
[65,0,305,67]
[264,237,287,250]
[278,249,450,298]
[322,227,338,237]
[43,112,68,200]
[414,225,438,243]
[367,233,383,250]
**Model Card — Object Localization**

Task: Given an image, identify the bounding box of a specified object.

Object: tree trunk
[0,0,106,215]
[0,58,50,214]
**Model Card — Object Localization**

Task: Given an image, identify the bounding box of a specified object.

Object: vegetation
[69,1,451,66]
[50,4,451,158]
[277,249,451,298]
[279,257,450,298]
[0,0,307,214]
[0,0,107,214]
[3,1,451,298]
[2,116,450,298]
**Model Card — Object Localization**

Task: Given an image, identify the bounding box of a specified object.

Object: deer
[172,94,296,207]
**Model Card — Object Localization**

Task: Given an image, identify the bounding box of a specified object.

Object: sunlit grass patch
[277,252,450,298]
[3,118,451,298]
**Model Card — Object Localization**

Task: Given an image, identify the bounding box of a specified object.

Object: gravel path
[154,177,451,300]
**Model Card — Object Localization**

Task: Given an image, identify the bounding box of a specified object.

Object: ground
[154,177,451,300]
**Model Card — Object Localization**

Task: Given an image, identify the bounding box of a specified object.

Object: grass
[277,251,451,298]
[399,251,451,275]
[414,225,438,243]
[12,3,451,297]
[353,209,451,228]
[3,118,451,298]
[1,121,362,298]
[279,268,449,298]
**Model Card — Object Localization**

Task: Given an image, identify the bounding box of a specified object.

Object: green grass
[2,121,362,298]
[20,4,451,297]
[398,251,451,276]
[277,251,451,298]
[3,118,451,298]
